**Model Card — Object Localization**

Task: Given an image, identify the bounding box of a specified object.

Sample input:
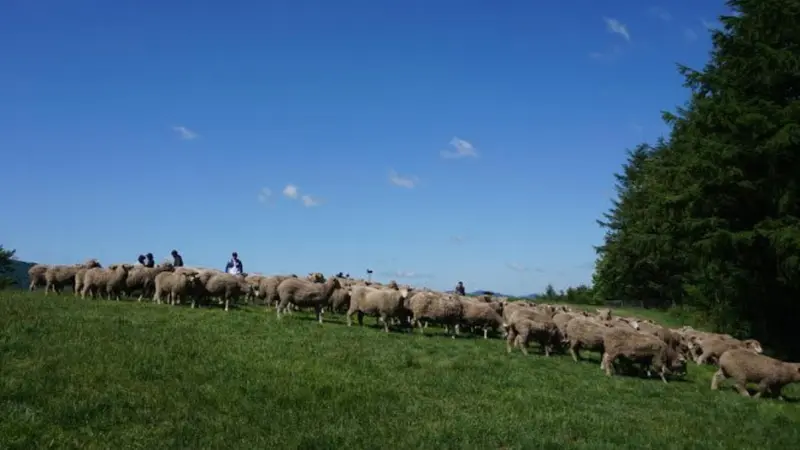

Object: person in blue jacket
[225,252,243,275]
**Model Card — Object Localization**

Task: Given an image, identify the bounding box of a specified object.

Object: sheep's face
[670,354,688,377]
[792,365,800,382]
[121,264,135,271]
[85,259,102,268]
[630,320,641,330]
[744,340,763,353]
[399,288,410,299]
[108,264,119,270]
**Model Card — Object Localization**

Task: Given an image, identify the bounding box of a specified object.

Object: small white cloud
[603,17,630,41]
[382,270,432,279]
[647,7,671,22]
[301,195,320,207]
[684,28,698,41]
[589,45,623,62]
[172,125,198,140]
[450,235,466,244]
[506,262,529,273]
[440,137,478,159]
[701,19,717,29]
[388,170,417,188]
[257,187,273,204]
[282,184,298,199]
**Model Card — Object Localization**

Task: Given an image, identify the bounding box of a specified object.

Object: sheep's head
[84,259,102,268]
[596,308,612,321]
[108,264,119,270]
[669,352,688,377]
[743,339,763,354]
[630,320,641,330]
[307,272,325,283]
[398,288,410,299]
[121,264,135,271]
[792,364,800,382]
[327,277,342,289]
[388,280,399,290]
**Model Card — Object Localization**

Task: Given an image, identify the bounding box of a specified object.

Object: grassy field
[1,292,799,449]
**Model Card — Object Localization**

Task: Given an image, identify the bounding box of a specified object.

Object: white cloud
[506,262,529,273]
[440,137,478,159]
[589,45,623,62]
[382,270,432,279]
[603,17,630,41]
[172,125,198,140]
[257,187,273,204]
[301,195,320,207]
[647,7,671,22]
[450,235,466,244]
[684,28,698,41]
[282,184,298,199]
[388,170,417,188]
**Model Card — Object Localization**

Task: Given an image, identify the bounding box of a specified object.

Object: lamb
[45,259,102,294]
[565,317,612,363]
[204,273,253,311]
[276,277,342,323]
[346,286,411,332]
[459,298,505,339]
[601,327,687,383]
[80,264,134,300]
[153,270,201,307]
[27,264,49,291]
[711,348,800,399]
[405,291,464,338]
[692,336,763,365]
[125,263,175,301]
[504,318,562,356]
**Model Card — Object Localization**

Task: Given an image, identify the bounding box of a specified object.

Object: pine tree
[0,245,16,290]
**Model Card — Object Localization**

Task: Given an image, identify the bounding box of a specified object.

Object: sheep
[204,273,253,311]
[711,348,800,399]
[328,286,351,313]
[405,292,464,338]
[256,275,295,308]
[504,318,562,356]
[601,327,687,383]
[125,263,175,301]
[27,264,49,291]
[244,274,266,304]
[458,298,505,339]
[45,259,102,295]
[153,270,201,307]
[565,317,612,364]
[346,286,411,332]
[80,264,134,300]
[633,320,691,358]
[692,336,763,365]
[276,277,342,323]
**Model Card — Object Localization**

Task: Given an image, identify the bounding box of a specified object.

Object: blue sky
[0,0,730,295]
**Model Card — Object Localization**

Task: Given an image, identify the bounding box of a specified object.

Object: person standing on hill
[455,281,466,295]
[171,250,184,267]
[144,253,155,268]
[224,252,243,275]
[136,254,146,266]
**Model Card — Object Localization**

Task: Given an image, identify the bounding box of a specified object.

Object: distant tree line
[589,0,800,358]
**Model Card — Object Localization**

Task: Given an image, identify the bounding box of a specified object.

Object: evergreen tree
[0,245,16,290]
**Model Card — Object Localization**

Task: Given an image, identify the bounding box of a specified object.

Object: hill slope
[1,291,798,448]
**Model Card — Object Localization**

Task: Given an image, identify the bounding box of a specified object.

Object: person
[171,250,184,267]
[144,253,155,268]
[136,254,146,265]
[455,281,466,295]
[224,252,243,275]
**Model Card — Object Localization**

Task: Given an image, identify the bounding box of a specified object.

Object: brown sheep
[711,348,800,399]
[602,328,687,383]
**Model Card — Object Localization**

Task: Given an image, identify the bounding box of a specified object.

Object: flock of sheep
[24,258,800,400]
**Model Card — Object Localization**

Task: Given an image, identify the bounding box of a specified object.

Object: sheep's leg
[357,312,364,326]
[345,308,355,326]
[483,327,489,340]
[417,319,425,334]
[753,380,771,399]
[505,329,518,353]
[710,369,726,390]
[316,306,323,324]
[732,382,751,397]
[224,297,230,312]
[381,315,389,333]
[602,353,614,375]
[658,366,668,384]
[569,344,580,362]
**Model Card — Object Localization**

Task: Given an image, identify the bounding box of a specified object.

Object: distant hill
[4,259,36,289]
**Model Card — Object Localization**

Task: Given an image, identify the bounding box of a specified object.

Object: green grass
[1,292,799,449]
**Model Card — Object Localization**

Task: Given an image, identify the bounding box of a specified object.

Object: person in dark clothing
[455,281,466,295]
[137,254,146,265]
[224,252,243,275]
[171,250,184,267]
[144,253,155,268]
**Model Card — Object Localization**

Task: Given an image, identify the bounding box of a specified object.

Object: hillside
[1,291,798,449]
